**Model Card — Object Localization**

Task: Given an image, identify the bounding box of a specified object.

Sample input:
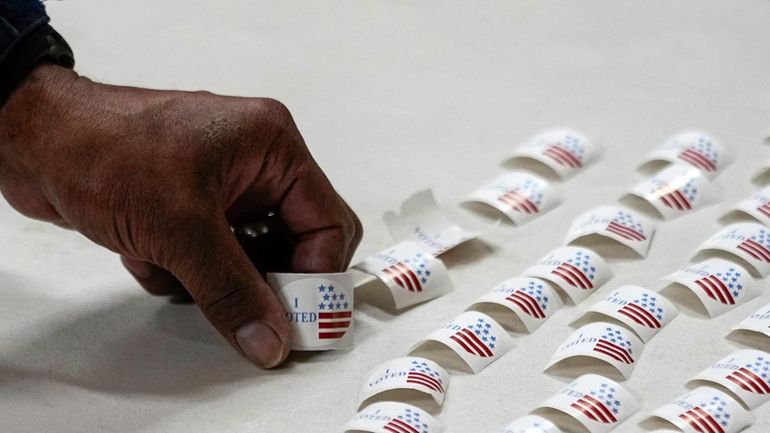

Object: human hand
[0,64,363,368]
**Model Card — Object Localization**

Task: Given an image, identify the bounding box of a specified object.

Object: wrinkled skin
[0,64,363,368]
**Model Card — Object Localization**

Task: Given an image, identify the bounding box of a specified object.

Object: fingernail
[235,321,284,369]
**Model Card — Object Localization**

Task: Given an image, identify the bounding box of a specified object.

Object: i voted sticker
[696,223,770,277]
[467,172,561,225]
[644,130,728,180]
[546,322,645,379]
[469,277,564,333]
[266,273,354,351]
[507,129,598,179]
[345,401,444,433]
[494,415,562,433]
[665,259,758,317]
[575,285,678,343]
[628,165,714,220]
[360,357,450,407]
[690,349,770,410]
[648,387,753,433]
[524,246,612,304]
[536,374,639,433]
[728,186,770,228]
[410,311,513,374]
[566,206,655,257]
[731,303,770,339]
[384,189,480,257]
[355,241,452,310]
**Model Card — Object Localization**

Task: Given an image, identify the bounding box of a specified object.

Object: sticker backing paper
[565,206,655,257]
[690,349,770,410]
[470,277,564,333]
[648,387,753,433]
[546,322,645,379]
[536,374,639,433]
[644,130,728,180]
[360,357,450,407]
[467,172,561,225]
[524,246,612,304]
[345,401,444,433]
[355,241,453,310]
[628,165,714,220]
[508,128,598,179]
[696,223,770,277]
[665,259,758,317]
[266,272,354,351]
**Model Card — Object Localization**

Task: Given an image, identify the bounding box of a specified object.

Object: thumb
[161,211,291,369]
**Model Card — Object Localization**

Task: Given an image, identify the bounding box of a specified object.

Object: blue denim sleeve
[0,0,50,64]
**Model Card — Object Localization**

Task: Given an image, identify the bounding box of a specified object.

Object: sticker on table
[360,357,450,407]
[466,172,561,225]
[355,241,452,310]
[507,129,598,179]
[628,165,714,220]
[469,277,564,333]
[728,186,770,227]
[344,401,444,433]
[729,303,770,343]
[536,374,639,433]
[266,272,354,351]
[664,259,758,317]
[696,223,770,277]
[690,349,770,410]
[546,322,644,379]
[384,189,480,257]
[495,415,562,433]
[575,285,678,343]
[524,246,612,304]
[648,387,753,433]
[643,130,728,179]
[410,311,513,373]
[565,206,655,257]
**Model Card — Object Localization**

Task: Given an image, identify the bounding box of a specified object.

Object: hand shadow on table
[0,281,290,397]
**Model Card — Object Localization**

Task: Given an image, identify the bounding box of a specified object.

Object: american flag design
[725,356,770,395]
[551,249,597,290]
[606,211,647,241]
[383,407,431,433]
[593,327,635,364]
[678,395,731,433]
[505,279,550,319]
[317,283,352,340]
[676,136,719,172]
[449,317,497,358]
[617,291,664,329]
[737,229,770,263]
[382,253,432,292]
[496,177,545,214]
[406,360,445,393]
[693,266,745,305]
[752,193,770,219]
[653,177,699,211]
[542,133,585,168]
[570,382,621,424]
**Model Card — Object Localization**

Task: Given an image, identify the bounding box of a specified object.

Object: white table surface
[3,0,770,432]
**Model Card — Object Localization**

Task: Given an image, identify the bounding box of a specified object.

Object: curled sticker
[565,206,655,257]
[266,272,353,351]
[466,172,561,225]
[642,130,728,180]
[344,401,444,433]
[384,189,480,257]
[545,322,645,380]
[648,387,753,433]
[469,277,564,333]
[574,285,678,343]
[727,186,770,227]
[524,246,612,304]
[729,303,770,342]
[664,259,758,318]
[695,223,770,277]
[409,311,513,374]
[627,165,714,220]
[355,241,453,310]
[359,357,450,408]
[690,349,770,410]
[535,374,639,433]
[507,129,598,179]
[494,415,561,433]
